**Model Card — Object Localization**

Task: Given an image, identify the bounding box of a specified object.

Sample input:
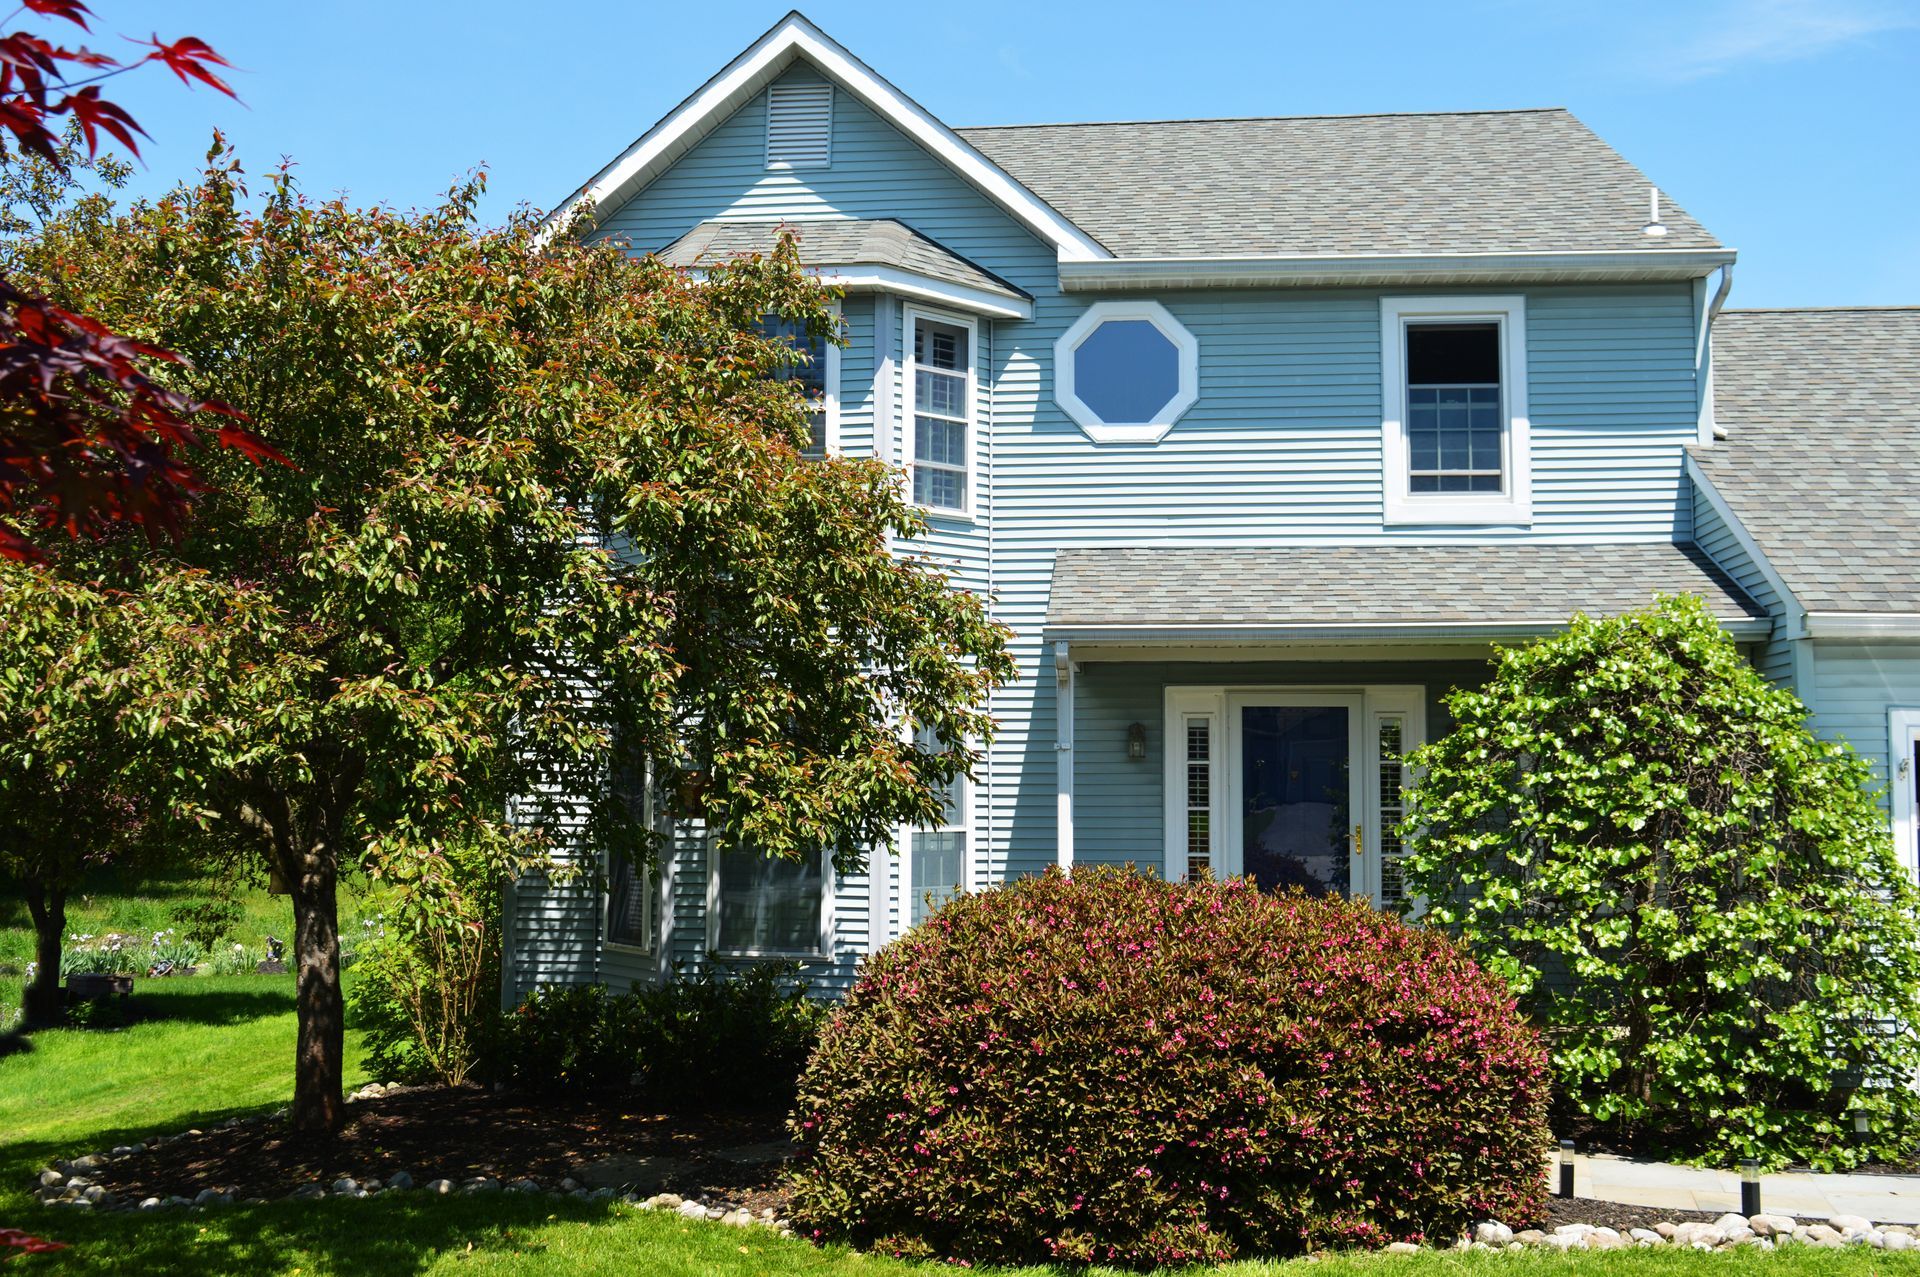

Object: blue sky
[73,0,1920,307]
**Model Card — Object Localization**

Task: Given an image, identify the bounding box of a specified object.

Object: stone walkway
[1566,1152,1920,1225]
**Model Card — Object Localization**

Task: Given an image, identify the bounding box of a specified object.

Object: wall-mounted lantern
[1126,722,1148,761]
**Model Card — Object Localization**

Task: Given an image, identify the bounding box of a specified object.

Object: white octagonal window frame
[1055,300,1199,444]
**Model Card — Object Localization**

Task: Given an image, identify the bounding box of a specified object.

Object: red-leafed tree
[0,0,277,561]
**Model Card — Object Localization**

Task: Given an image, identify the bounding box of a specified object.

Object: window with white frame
[758,314,833,459]
[1182,714,1215,882]
[711,841,827,957]
[910,725,968,924]
[1381,296,1530,526]
[1374,715,1410,907]
[907,314,971,512]
[604,751,659,951]
[1055,300,1199,443]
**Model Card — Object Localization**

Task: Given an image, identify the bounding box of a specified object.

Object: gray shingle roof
[1695,308,1920,615]
[656,218,1029,301]
[1046,543,1764,632]
[955,109,1719,258]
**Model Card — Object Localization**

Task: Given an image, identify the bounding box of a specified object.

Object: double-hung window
[1381,296,1530,526]
[605,756,660,953]
[908,725,968,925]
[711,842,828,958]
[758,314,834,459]
[907,312,972,513]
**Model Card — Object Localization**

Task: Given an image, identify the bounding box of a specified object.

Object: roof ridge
[957,106,1573,131]
[1724,305,1920,314]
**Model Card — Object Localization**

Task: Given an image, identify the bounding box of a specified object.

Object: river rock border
[1423,1215,1919,1254]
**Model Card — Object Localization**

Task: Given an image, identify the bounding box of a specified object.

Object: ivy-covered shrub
[787,866,1549,1267]
[491,961,827,1102]
[1401,594,1920,1170]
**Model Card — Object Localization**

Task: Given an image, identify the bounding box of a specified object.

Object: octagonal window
[1055,301,1198,443]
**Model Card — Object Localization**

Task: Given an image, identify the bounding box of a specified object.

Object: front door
[1229,694,1363,896]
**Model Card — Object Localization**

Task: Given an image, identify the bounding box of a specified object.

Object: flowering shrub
[1401,595,1920,1170]
[787,867,1550,1266]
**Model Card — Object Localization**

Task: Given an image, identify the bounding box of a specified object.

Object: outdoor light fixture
[1856,1112,1872,1135]
[1126,722,1147,761]
[1741,1159,1761,1215]
[1558,1140,1574,1198]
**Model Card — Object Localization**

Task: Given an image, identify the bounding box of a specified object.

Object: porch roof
[1045,542,1770,643]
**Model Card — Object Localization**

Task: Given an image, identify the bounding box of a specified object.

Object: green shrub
[634,959,826,1108]
[787,866,1550,1267]
[1401,594,1920,1170]
[492,961,827,1102]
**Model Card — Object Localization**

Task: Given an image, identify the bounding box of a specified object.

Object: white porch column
[1054,641,1075,870]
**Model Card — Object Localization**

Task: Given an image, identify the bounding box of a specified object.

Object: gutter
[1044,615,1773,645]
[1058,248,1738,292]
[1803,614,1920,640]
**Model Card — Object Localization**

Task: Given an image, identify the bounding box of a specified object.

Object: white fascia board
[546,14,1107,263]
[1058,248,1739,292]
[1804,614,1920,639]
[818,268,1031,319]
[1044,616,1773,645]
[1683,454,1804,639]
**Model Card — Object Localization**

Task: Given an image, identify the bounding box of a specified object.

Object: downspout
[1695,263,1736,446]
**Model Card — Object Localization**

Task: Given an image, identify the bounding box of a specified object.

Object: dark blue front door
[1240,705,1351,896]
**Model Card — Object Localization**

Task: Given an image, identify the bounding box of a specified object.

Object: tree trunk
[288,852,345,1132]
[21,883,66,1030]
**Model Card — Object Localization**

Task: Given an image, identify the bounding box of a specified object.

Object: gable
[555,12,1104,262]
[596,63,1058,293]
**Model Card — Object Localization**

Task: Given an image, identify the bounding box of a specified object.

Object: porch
[1044,542,1771,902]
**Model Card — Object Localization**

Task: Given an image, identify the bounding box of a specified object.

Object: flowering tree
[0,561,166,1028]
[28,159,1012,1131]
[1401,594,1920,1169]
[0,0,274,561]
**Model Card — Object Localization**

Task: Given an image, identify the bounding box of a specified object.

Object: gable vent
[766,80,832,169]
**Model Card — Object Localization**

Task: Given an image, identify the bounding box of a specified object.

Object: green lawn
[4,978,1919,1275]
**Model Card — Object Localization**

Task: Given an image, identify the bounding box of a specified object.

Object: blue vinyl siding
[1690,479,1796,687]
[516,60,1728,997]
[1805,642,1920,811]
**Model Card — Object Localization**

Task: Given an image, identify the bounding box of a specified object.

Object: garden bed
[63,1082,794,1211]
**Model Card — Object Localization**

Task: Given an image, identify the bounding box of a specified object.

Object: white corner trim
[1890,708,1920,878]
[546,14,1107,262]
[1054,300,1200,444]
[817,267,1030,319]
[1380,295,1532,528]
[1683,454,1801,637]
[1058,248,1738,291]
[1804,613,1920,639]
[822,299,843,456]
[1055,641,1075,871]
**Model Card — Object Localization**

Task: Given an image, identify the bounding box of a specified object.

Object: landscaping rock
[1514,1230,1546,1246]
[1750,1213,1796,1237]
[192,1188,230,1207]
[1628,1228,1663,1246]
[1654,1221,1678,1238]
[508,1177,541,1193]
[331,1178,359,1195]
[386,1171,413,1191]
[461,1177,500,1194]
[1474,1222,1514,1246]
[68,1154,102,1172]
[37,1170,62,1188]
[1384,1242,1420,1254]
[720,1209,755,1227]
[1885,1232,1916,1253]
[290,1184,326,1201]
[1831,1214,1873,1236]
[424,1179,453,1195]
[1671,1222,1725,1249]
[138,1197,161,1210]
[676,1200,708,1219]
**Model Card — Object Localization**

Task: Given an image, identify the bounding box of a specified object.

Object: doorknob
[1352,823,1364,856]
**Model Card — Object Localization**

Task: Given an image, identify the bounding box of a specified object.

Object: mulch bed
[1539,1198,1723,1230]
[79,1084,795,1211]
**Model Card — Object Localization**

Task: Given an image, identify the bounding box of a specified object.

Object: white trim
[1805,614,1920,639]
[815,268,1030,320]
[1054,300,1200,444]
[1381,294,1531,527]
[1162,687,1225,882]
[545,13,1107,262]
[1365,686,1427,911]
[901,304,981,521]
[1047,617,1773,644]
[706,838,834,962]
[1224,690,1365,892]
[822,301,842,456]
[1890,708,1920,879]
[1059,248,1737,291]
[1055,642,1075,871]
[1683,454,1802,637]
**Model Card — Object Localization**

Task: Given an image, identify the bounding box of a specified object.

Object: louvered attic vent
[766,80,832,169]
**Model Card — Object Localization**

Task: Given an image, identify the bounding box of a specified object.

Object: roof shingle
[656,218,1029,302]
[1696,308,1920,615]
[956,109,1719,258]
[1046,543,1763,632]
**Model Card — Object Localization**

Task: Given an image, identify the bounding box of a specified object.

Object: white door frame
[1164,683,1426,906]
[1890,708,1920,879]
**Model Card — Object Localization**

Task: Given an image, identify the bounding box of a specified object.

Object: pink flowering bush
[786,866,1551,1267]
